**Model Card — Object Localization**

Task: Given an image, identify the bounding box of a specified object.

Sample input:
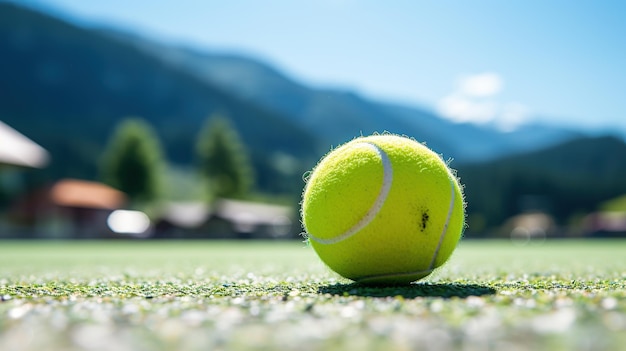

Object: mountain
[458,135,626,233]
[3,2,626,237]
[0,2,320,194]
[102,31,584,163]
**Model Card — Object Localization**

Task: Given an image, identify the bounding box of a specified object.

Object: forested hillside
[0,2,320,194]
[459,136,626,233]
[2,2,625,235]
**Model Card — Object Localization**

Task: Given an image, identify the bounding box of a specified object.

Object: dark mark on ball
[421,210,429,231]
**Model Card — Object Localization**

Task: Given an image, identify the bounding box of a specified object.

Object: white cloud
[458,72,503,97]
[436,94,497,124]
[498,102,530,132]
[437,72,530,131]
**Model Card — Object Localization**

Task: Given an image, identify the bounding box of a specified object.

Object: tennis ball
[301,134,465,284]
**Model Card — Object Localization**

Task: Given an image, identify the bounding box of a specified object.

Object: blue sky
[25,0,626,133]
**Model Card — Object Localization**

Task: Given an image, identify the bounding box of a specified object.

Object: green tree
[196,115,254,199]
[100,118,164,204]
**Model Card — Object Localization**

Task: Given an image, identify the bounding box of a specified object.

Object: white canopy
[0,121,49,168]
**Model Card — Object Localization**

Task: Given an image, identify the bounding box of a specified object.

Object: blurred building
[502,212,558,244]
[156,199,296,239]
[0,121,50,235]
[583,212,626,238]
[8,179,127,239]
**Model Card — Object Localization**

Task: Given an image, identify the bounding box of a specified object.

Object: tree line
[100,115,254,207]
[457,135,626,236]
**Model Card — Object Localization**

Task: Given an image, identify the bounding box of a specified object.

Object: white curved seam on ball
[356,179,455,282]
[428,177,456,270]
[308,142,393,245]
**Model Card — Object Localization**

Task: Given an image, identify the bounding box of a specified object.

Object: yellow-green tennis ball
[301,134,465,284]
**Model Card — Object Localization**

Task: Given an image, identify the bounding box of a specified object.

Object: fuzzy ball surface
[301,134,465,284]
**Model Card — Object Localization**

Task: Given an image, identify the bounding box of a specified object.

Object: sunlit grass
[1,239,625,351]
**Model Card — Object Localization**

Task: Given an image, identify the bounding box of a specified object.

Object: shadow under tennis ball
[318,282,496,299]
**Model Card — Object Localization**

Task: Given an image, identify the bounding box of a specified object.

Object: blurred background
[1,0,625,242]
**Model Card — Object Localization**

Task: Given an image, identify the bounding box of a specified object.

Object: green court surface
[1,239,625,351]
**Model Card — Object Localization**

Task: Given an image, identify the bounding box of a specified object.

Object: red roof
[50,179,127,209]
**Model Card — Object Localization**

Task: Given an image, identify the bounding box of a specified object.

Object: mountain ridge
[101,28,587,163]
[2,2,626,234]
[0,2,320,193]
